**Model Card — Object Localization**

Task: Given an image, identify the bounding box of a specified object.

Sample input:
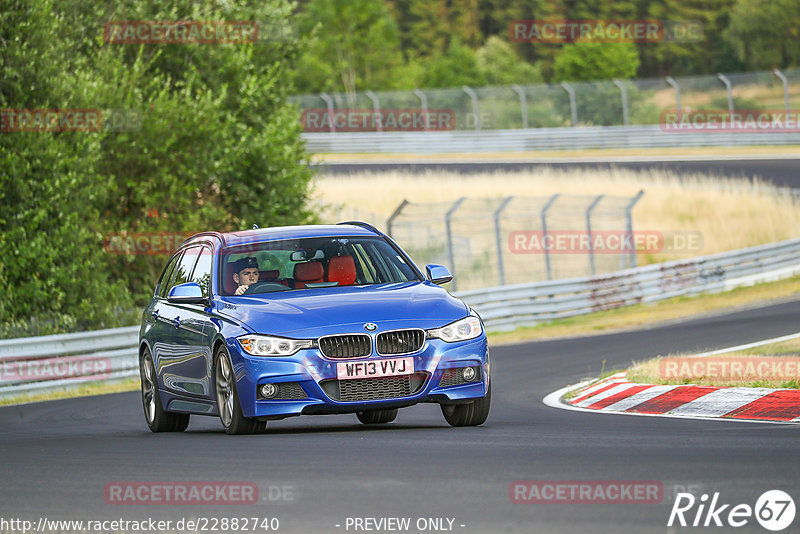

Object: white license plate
[336,357,414,380]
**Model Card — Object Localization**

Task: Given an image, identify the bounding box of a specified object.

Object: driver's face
[235,268,259,286]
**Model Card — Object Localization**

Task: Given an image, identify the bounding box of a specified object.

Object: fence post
[319,92,336,133]
[612,79,629,126]
[445,197,467,290]
[665,77,681,118]
[585,194,605,275]
[541,194,560,280]
[413,89,429,131]
[462,86,481,131]
[623,190,645,269]
[386,199,409,238]
[773,69,790,115]
[511,84,529,129]
[717,73,734,122]
[560,82,578,126]
[365,90,381,132]
[494,196,515,286]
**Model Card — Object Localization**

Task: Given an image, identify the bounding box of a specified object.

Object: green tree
[477,36,542,85]
[294,0,405,95]
[552,41,640,82]
[0,0,315,335]
[724,0,800,70]
[419,39,487,88]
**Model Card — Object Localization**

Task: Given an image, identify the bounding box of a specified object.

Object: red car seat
[327,256,356,286]
[293,261,324,288]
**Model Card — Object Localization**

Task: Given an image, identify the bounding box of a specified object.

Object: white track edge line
[691,332,800,358]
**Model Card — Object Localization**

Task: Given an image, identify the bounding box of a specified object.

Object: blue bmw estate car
[138,222,490,434]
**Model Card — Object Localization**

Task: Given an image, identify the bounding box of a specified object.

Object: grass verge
[487,275,800,345]
[626,329,800,389]
[0,378,140,407]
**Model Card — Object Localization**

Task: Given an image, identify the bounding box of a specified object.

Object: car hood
[215,282,469,338]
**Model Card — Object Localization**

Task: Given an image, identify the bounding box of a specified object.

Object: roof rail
[183,231,226,246]
[337,220,383,235]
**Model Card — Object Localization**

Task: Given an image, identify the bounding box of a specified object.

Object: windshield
[219,236,421,295]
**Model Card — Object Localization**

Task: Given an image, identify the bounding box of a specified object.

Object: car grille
[438,367,481,388]
[376,329,425,355]
[320,372,428,402]
[318,334,372,359]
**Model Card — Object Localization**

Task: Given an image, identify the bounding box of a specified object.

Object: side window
[189,247,213,298]
[156,252,182,298]
[171,247,201,290]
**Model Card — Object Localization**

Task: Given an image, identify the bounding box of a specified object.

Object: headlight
[237,335,313,356]
[427,316,483,343]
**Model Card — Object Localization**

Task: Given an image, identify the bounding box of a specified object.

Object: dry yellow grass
[311,168,800,264]
[0,378,140,407]
[627,334,800,388]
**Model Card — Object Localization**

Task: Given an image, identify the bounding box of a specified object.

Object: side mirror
[426,264,453,285]
[167,282,206,305]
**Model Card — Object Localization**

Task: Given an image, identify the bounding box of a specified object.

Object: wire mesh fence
[291,68,800,131]
[386,193,644,291]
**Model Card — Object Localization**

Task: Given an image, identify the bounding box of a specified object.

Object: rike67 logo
[668,490,795,531]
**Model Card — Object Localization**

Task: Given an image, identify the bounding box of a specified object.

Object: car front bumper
[228,335,490,420]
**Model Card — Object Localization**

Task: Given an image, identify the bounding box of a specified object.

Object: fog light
[462,366,476,381]
[260,383,278,398]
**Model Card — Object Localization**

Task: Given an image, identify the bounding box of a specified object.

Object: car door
[157,245,214,399]
[149,249,183,372]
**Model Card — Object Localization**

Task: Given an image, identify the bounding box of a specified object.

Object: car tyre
[140,348,190,432]
[214,346,268,435]
[441,382,491,427]
[356,408,398,425]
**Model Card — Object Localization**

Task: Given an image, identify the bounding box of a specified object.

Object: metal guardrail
[0,326,139,398]
[457,238,800,331]
[1,239,799,398]
[302,125,800,153]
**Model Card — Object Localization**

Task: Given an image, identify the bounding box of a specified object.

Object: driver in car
[233,257,260,295]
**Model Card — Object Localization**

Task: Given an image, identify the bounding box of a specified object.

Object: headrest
[223,263,239,294]
[259,270,279,281]
[327,256,356,285]
[294,261,324,282]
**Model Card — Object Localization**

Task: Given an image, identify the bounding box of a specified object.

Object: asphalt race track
[316,157,800,189]
[2,298,799,534]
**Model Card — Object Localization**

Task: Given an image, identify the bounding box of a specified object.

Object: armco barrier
[0,326,139,398]
[457,238,800,330]
[1,239,799,398]
[302,126,800,153]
